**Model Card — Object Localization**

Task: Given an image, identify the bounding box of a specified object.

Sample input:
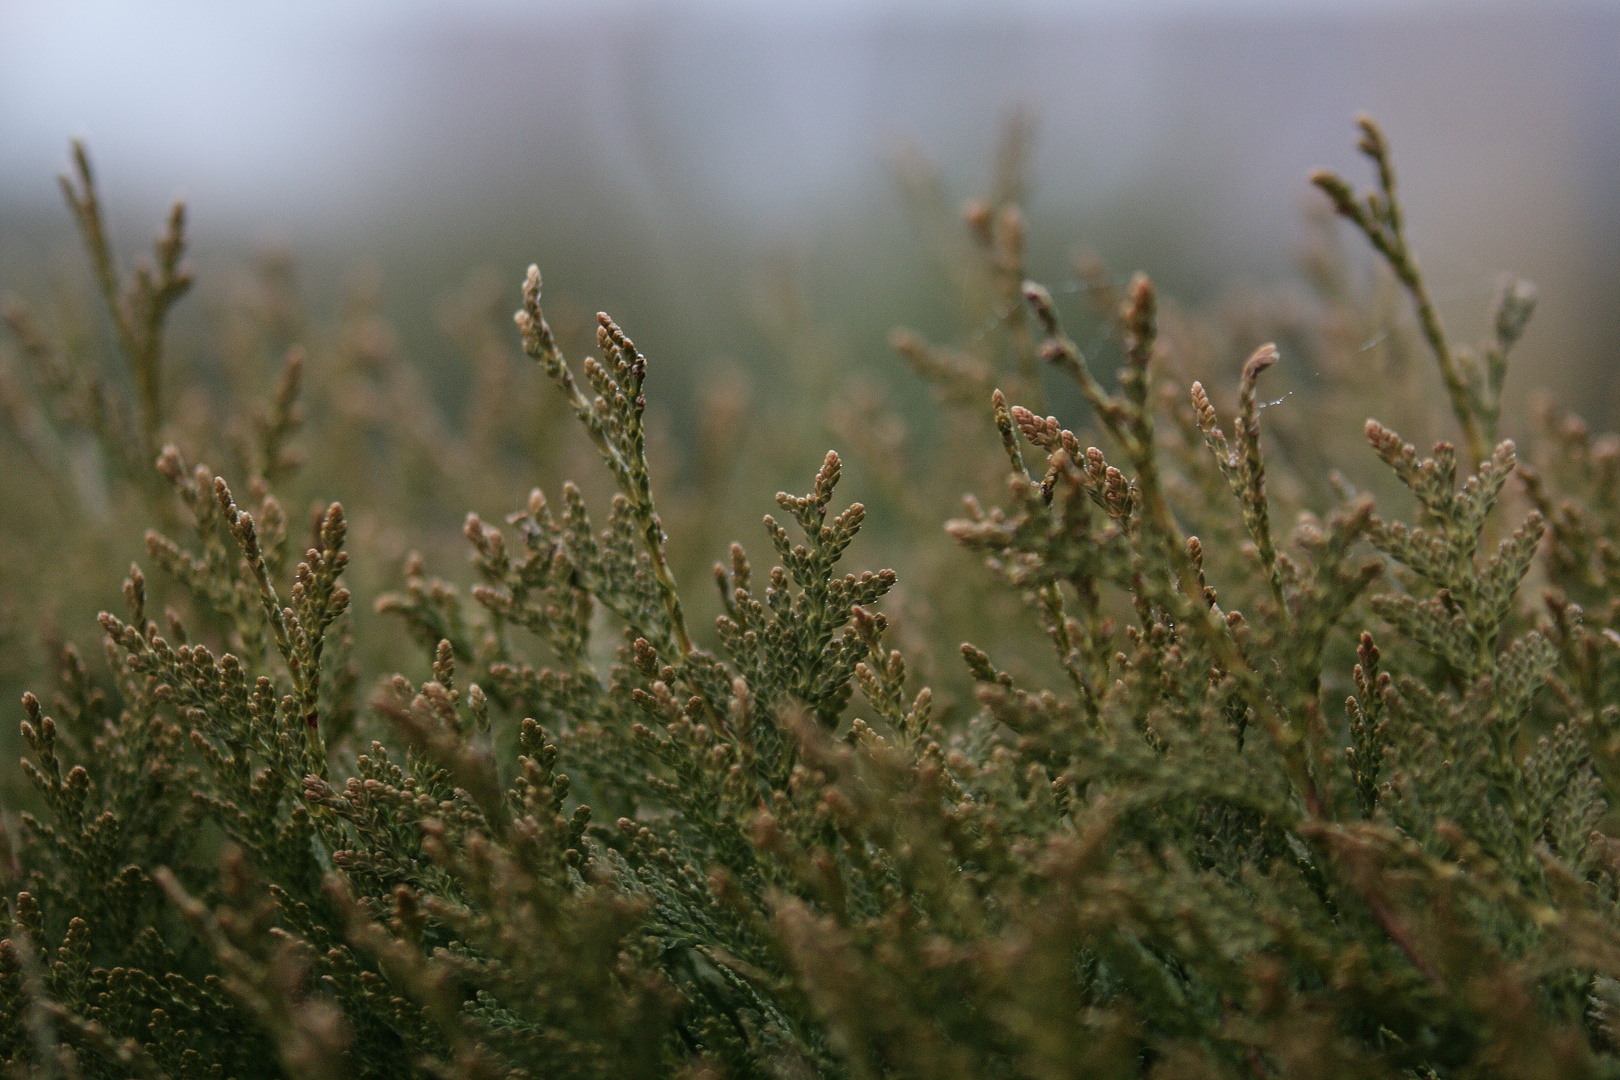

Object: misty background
[3,0,1618,428]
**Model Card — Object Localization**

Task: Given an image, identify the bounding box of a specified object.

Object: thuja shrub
[3,115,1620,1080]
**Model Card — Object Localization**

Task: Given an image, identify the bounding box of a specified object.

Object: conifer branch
[1312,115,1490,468]
[58,141,192,458]
[515,266,693,658]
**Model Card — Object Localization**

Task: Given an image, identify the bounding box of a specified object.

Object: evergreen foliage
[2,115,1619,1079]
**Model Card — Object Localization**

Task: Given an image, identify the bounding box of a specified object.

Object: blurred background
[1,0,1618,766]
[4,0,1617,414]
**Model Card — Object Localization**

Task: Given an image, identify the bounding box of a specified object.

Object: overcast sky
[0,0,1573,222]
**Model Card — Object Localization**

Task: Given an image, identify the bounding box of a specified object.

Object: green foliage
[3,115,1620,1080]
